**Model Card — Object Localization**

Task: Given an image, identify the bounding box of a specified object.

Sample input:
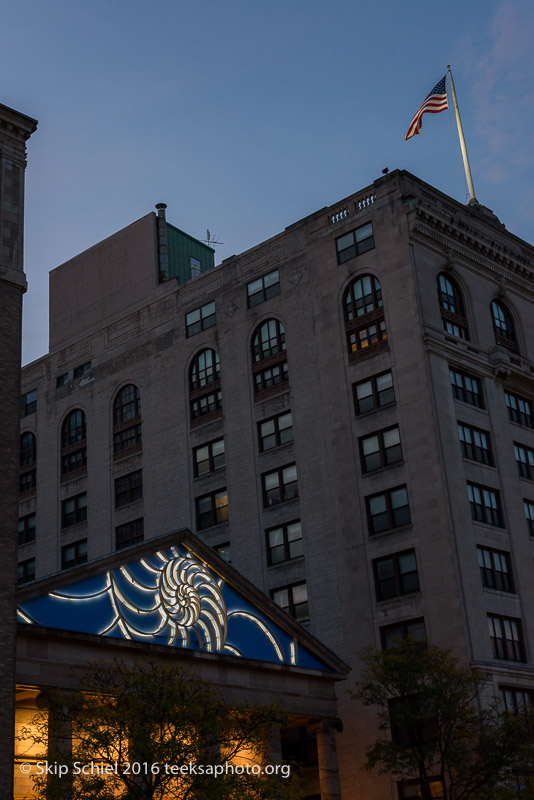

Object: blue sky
[3,0,533,364]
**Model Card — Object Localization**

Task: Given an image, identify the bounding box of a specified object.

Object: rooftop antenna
[203,229,224,248]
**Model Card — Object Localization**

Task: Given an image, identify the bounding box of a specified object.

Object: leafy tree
[19,659,302,800]
[352,639,534,800]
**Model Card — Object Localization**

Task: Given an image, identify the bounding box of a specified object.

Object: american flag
[405,76,448,140]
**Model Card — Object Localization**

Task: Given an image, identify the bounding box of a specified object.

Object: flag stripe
[405,76,448,140]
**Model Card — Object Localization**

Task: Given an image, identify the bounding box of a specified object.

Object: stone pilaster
[310,718,343,800]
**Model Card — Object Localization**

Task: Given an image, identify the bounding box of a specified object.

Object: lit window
[247,269,280,307]
[61,538,87,569]
[491,300,517,351]
[488,614,524,662]
[457,422,493,465]
[61,493,87,528]
[21,389,37,417]
[18,513,36,546]
[115,518,144,550]
[477,547,513,592]
[196,490,228,530]
[335,223,374,264]
[193,438,225,477]
[115,470,143,508]
[18,557,35,585]
[343,275,387,360]
[467,482,503,527]
[354,371,394,415]
[373,550,419,601]
[185,301,216,337]
[449,368,484,408]
[267,520,303,564]
[437,273,469,339]
[514,442,534,481]
[271,582,309,622]
[360,426,402,473]
[505,391,532,428]
[262,464,298,506]
[380,618,426,649]
[259,411,293,451]
[366,486,410,534]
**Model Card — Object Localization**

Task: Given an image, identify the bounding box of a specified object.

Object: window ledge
[368,523,413,538]
[472,521,507,533]
[193,467,226,482]
[362,460,405,477]
[259,440,295,456]
[263,496,300,511]
[267,555,305,570]
[115,499,144,513]
[355,401,396,420]
[452,398,487,414]
[190,409,223,429]
[61,521,88,535]
[113,444,142,462]
[462,458,497,471]
[254,383,290,404]
[60,467,88,484]
[348,340,389,365]
[376,591,422,606]
[483,587,518,597]
[196,520,229,535]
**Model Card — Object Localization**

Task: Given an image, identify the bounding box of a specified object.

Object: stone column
[0,102,37,800]
[36,690,80,800]
[311,718,343,800]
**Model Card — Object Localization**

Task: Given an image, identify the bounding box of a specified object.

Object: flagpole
[447,65,477,205]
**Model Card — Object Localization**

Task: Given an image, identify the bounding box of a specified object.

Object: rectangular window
[505,391,533,428]
[18,557,35,585]
[196,489,228,530]
[366,486,411,534]
[259,411,293,451]
[73,361,92,379]
[113,423,142,454]
[61,447,87,476]
[380,618,426,649]
[335,222,374,264]
[373,550,420,601]
[254,362,289,395]
[500,686,533,715]
[185,301,216,337]
[193,438,225,477]
[360,426,402,473]
[115,518,144,550]
[449,368,484,408]
[115,470,143,508]
[458,422,493,465]
[514,443,534,481]
[190,390,222,420]
[467,482,503,527]
[354,371,394,415]
[488,615,525,662]
[19,470,36,494]
[477,546,513,592]
[21,389,37,417]
[61,538,88,570]
[18,513,36,546]
[56,372,69,388]
[524,499,534,536]
[213,542,231,563]
[271,582,309,622]
[267,520,303,565]
[247,269,281,307]
[61,493,87,528]
[262,464,298,506]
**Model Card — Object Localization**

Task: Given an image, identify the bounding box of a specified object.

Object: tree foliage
[352,640,534,800]
[19,659,302,800]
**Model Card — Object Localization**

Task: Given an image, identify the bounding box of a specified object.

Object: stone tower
[0,103,37,796]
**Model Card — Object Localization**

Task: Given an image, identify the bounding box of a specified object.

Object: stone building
[0,102,37,800]
[17,170,534,798]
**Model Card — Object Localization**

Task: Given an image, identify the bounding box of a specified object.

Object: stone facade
[0,102,36,800]
[19,170,534,798]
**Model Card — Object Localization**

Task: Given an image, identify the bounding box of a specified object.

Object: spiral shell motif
[157,555,227,650]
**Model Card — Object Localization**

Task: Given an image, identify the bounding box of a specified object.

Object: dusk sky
[3,0,533,365]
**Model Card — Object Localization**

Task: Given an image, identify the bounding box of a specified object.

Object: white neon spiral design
[157,556,226,650]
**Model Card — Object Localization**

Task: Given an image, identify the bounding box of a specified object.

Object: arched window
[61,409,87,479]
[189,349,222,424]
[251,319,288,398]
[19,432,36,495]
[437,273,469,340]
[20,432,36,467]
[343,275,387,360]
[491,300,517,351]
[113,384,142,456]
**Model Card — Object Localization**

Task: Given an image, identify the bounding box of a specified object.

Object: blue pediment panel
[18,544,329,671]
